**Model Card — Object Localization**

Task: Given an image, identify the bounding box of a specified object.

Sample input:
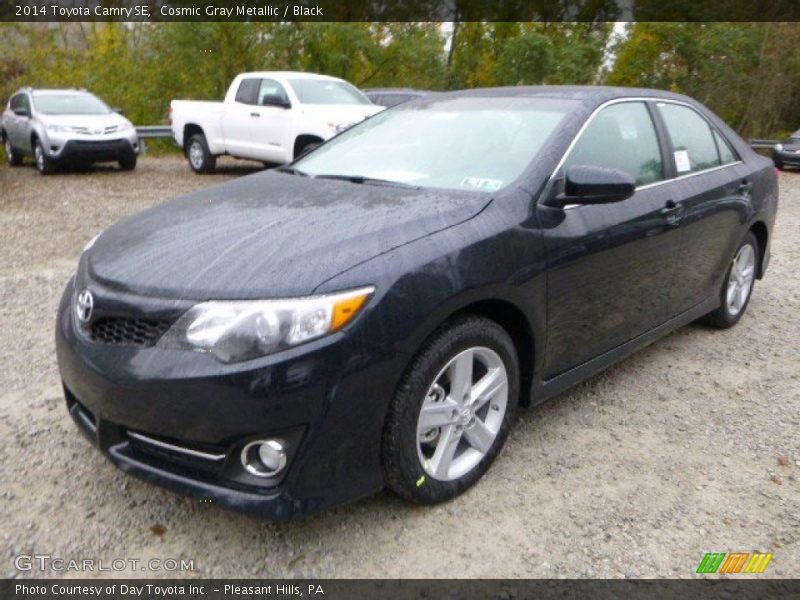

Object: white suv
[1,88,139,174]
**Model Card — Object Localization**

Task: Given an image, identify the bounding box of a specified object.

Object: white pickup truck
[170,71,383,173]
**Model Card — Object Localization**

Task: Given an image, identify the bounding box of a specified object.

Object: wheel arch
[448,299,536,406]
[182,123,205,154]
[749,220,768,279]
[293,134,324,160]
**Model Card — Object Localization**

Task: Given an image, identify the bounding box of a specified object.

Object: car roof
[238,71,343,81]
[436,85,697,104]
[364,88,433,95]
[27,89,92,96]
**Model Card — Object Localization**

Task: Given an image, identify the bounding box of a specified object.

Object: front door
[541,100,682,378]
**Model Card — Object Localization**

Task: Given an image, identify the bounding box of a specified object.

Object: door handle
[250,112,260,118]
[738,180,752,193]
[660,200,683,215]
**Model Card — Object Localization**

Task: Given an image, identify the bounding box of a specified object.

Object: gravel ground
[0,156,798,579]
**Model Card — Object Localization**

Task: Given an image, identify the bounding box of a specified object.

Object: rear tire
[186,133,216,174]
[33,139,55,175]
[382,315,519,505]
[119,154,137,171]
[4,136,23,166]
[700,232,759,329]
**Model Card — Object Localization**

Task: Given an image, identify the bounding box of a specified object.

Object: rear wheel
[382,315,519,504]
[700,232,759,329]
[186,133,215,174]
[33,139,55,175]
[4,136,23,166]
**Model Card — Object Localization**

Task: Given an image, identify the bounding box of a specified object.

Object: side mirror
[260,95,291,109]
[13,107,30,118]
[552,165,635,207]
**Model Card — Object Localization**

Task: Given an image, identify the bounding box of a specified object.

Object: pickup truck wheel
[4,137,23,166]
[186,133,215,174]
[33,139,55,175]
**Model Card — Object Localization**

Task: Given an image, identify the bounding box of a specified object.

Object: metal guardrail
[136,125,172,139]
[750,139,780,150]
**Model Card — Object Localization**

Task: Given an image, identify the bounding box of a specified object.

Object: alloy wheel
[726,243,755,316]
[416,346,508,481]
[34,143,44,171]
[189,141,204,170]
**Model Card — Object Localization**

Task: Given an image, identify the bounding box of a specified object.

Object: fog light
[240,439,287,478]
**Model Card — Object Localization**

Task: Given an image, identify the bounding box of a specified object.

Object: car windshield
[294,97,573,192]
[289,78,371,105]
[33,94,110,115]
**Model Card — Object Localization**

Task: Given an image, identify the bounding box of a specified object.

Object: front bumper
[55,279,398,519]
[774,149,800,167]
[45,131,139,162]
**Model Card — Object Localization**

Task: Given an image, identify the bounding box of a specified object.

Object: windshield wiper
[276,166,309,177]
[311,174,419,189]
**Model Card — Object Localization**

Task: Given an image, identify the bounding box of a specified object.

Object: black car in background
[364,87,438,108]
[56,87,777,520]
[773,130,800,170]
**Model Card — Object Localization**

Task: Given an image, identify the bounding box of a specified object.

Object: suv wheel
[4,136,23,166]
[186,133,215,174]
[33,139,55,175]
[382,315,519,504]
[119,154,137,171]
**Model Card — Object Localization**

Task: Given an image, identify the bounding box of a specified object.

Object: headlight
[46,124,70,133]
[121,121,134,132]
[159,286,374,363]
[775,143,783,152]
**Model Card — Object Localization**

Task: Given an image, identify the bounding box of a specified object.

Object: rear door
[541,100,682,378]
[6,93,27,148]
[653,101,751,314]
[221,77,260,157]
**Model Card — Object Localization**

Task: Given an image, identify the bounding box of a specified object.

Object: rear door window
[234,78,260,105]
[657,103,721,174]
[712,129,738,164]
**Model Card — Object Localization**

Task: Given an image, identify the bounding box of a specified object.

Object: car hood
[85,171,491,299]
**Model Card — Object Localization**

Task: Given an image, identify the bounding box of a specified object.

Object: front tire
[382,315,519,504]
[119,153,137,171]
[700,232,759,329]
[4,136,23,166]
[33,139,55,175]
[186,133,216,174]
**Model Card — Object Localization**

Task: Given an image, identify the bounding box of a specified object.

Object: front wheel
[382,315,519,504]
[119,154,137,171]
[33,139,55,175]
[186,133,216,174]
[4,137,23,166]
[700,232,759,329]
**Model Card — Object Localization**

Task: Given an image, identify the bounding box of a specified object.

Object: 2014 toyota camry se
[56,86,778,519]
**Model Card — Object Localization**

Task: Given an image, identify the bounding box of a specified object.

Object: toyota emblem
[75,289,94,324]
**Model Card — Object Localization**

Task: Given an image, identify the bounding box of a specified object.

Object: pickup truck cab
[170,71,383,173]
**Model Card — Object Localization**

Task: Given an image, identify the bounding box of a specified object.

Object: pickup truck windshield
[289,79,371,105]
[294,97,574,192]
[33,94,110,115]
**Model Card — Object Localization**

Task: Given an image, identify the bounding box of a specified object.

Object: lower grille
[89,317,171,347]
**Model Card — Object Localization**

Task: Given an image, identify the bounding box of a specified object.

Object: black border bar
[3,0,800,22]
[3,579,800,600]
